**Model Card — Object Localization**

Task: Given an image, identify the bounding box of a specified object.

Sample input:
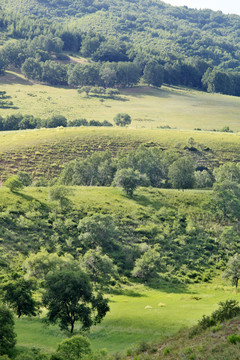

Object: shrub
[4,176,23,192]
[228,334,240,344]
[55,335,91,360]
[17,171,33,186]
[68,118,88,127]
[198,300,240,329]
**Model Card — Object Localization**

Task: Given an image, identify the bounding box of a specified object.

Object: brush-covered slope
[124,316,240,359]
[1,126,240,180]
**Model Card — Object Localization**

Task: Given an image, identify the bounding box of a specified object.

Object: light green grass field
[14,283,239,354]
[1,71,240,130]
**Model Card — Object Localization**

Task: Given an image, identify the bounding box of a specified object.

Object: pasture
[14,283,238,354]
[1,71,240,131]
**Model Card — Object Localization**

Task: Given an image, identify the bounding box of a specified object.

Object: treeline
[0,113,113,131]
[57,147,240,193]
[57,147,212,191]
[1,6,240,94]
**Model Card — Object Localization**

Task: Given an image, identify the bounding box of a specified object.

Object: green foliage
[132,246,161,283]
[82,248,118,287]
[24,250,76,281]
[223,254,240,288]
[17,171,33,187]
[213,181,240,219]
[48,186,70,209]
[0,91,14,109]
[169,157,195,189]
[59,151,116,186]
[55,335,91,360]
[44,115,67,129]
[113,168,142,196]
[198,300,240,330]
[228,334,240,344]
[2,271,40,318]
[4,176,23,192]
[0,304,16,356]
[213,162,240,184]
[78,214,118,251]
[43,269,109,333]
[113,113,131,127]
[143,61,164,87]
[194,170,213,189]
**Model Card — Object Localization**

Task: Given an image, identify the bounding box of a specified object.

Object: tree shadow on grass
[133,193,164,210]
[13,191,48,210]
[109,288,147,297]
[146,280,194,294]
[121,85,195,99]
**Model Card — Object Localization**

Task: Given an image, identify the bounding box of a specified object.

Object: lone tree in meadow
[223,254,240,289]
[114,113,131,127]
[43,269,109,333]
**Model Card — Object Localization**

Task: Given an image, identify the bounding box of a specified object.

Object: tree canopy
[43,269,109,333]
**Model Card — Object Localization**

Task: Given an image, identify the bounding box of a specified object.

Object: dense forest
[1,1,240,94]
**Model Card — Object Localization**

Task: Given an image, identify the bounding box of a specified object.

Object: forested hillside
[1,0,240,95]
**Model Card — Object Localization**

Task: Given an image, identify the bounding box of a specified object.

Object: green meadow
[1,71,240,131]
[14,283,239,354]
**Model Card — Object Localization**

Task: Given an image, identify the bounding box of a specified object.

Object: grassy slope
[1,73,240,130]
[1,124,240,181]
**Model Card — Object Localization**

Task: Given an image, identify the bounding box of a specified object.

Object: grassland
[1,71,240,131]
[1,126,240,181]
[13,283,239,354]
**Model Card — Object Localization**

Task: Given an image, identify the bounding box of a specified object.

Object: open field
[1,72,240,131]
[1,126,240,181]
[14,283,239,354]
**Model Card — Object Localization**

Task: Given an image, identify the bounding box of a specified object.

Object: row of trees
[58,147,214,193]
[0,113,117,131]
[6,148,240,197]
